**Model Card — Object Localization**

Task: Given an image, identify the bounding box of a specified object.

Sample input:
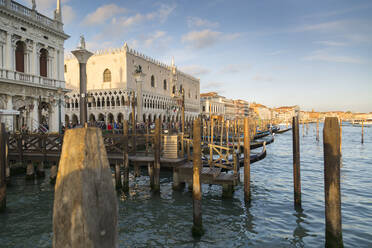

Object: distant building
[0,0,69,132]
[273,105,299,123]
[200,92,225,118]
[64,44,200,126]
[200,92,251,120]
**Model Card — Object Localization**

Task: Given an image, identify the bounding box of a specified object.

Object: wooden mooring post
[316,118,320,142]
[361,120,364,144]
[192,118,204,237]
[340,119,342,154]
[323,117,344,248]
[50,161,58,185]
[53,127,118,247]
[292,116,301,209]
[123,120,129,193]
[0,123,7,212]
[152,118,161,193]
[115,161,122,189]
[244,118,251,203]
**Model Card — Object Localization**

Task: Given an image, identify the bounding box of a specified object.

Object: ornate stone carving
[0,30,6,44]
[25,39,34,52]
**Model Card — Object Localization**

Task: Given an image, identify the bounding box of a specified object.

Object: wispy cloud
[314,41,347,47]
[202,82,223,91]
[62,5,76,25]
[182,29,241,49]
[303,50,364,64]
[252,75,273,82]
[295,20,347,32]
[220,64,248,74]
[82,4,127,26]
[268,50,287,56]
[114,4,176,28]
[303,3,372,19]
[129,31,172,51]
[187,17,219,28]
[180,65,210,76]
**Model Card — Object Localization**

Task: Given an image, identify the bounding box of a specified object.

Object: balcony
[0,0,63,32]
[0,68,65,89]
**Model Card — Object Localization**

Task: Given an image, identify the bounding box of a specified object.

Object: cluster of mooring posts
[0,115,353,246]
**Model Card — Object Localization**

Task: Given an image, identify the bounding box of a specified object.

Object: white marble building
[0,0,69,132]
[64,43,200,126]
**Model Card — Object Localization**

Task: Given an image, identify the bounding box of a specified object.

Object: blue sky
[21,0,372,112]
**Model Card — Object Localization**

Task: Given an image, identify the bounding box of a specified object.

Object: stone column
[5,96,13,131]
[133,71,145,123]
[31,42,37,75]
[53,49,58,80]
[5,33,12,71]
[49,102,59,132]
[31,98,39,132]
[59,48,65,81]
[71,38,93,126]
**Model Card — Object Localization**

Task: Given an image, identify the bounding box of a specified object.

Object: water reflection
[290,208,309,247]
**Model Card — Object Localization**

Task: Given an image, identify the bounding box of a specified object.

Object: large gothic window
[163,79,167,90]
[39,48,48,77]
[151,75,155,87]
[172,85,176,94]
[103,69,111,82]
[15,41,25,73]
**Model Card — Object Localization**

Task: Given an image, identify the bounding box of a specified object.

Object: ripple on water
[0,124,371,247]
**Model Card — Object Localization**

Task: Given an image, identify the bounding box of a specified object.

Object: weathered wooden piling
[0,123,6,211]
[292,116,301,208]
[302,120,305,137]
[115,161,122,189]
[50,162,58,184]
[53,127,118,248]
[316,118,320,142]
[133,163,141,178]
[361,120,364,144]
[244,118,251,202]
[5,134,10,184]
[192,118,204,236]
[131,94,136,155]
[26,161,35,180]
[122,120,129,193]
[340,119,342,154]
[36,162,45,178]
[323,117,343,248]
[152,118,161,193]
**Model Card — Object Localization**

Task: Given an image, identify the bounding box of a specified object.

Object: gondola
[254,130,271,140]
[201,142,267,166]
[275,127,291,134]
[248,134,274,150]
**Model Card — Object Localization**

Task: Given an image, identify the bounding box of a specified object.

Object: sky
[19,0,372,113]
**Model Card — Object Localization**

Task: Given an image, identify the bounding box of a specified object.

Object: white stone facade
[64,44,200,126]
[0,0,69,132]
[200,92,251,120]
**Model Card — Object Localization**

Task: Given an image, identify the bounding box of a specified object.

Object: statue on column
[79,35,86,49]
[32,0,36,10]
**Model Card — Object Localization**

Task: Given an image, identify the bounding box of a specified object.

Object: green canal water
[0,123,371,247]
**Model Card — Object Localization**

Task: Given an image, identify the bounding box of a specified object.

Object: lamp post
[71,35,93,126]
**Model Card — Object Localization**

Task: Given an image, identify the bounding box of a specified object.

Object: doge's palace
[0,0,69,132]
[64,43,200,126]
